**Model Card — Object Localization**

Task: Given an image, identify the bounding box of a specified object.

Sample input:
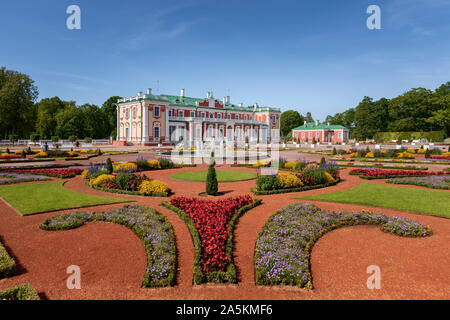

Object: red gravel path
[0,164,449,300]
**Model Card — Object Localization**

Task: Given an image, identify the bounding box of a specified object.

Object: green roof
[292,122,347,130]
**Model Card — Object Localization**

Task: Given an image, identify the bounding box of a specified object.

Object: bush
[319,157,326,166]
[106,158,113,174]
[0,241,16,279]
[89,174,116,187]
[51,136,59,143]
[115,162,138,172]
[332,147,337,155]
[159,158,174,169]
[284,161,297,170]
[0,283,40,300]
[30,133,40,143]
[294,161,307,171]
[300,169,327,186]
[69,135,78,143]
[277,173,303,188]
[139,180,169,195]
[206,153,218,195]
[84,137,92,143]
[256,174,279,191]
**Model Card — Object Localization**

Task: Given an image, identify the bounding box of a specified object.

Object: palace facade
[114,89,281,146]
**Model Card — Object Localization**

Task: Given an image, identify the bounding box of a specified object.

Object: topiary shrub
[69,135,78,143]
[206,152,218,195]
[332,147,337,155]
[319,157,326,167]
[106,158,113,174]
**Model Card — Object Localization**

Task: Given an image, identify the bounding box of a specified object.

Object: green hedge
[251,179,340,195]
[161,199,262,284]
[0,240,16,279]
[0,283,40,300]
[374,131,446,142]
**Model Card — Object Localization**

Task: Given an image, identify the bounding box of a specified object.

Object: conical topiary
[106,157,113,174]
[206,152,218,195]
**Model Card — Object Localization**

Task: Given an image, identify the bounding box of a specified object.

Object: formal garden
[0,147,448,300]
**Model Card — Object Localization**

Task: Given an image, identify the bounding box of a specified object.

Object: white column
[116,105,120,141]
[165,105,169,142]
[142,105,149,142]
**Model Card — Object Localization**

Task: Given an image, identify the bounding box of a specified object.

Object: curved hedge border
[255,203,432,289]
[251,179,340,196]
[349,171,449,180]
[0,283,40,300]
[161,199,262,284]
[337,164,428,170]
[40,204,177,287]
[0,240,16,279]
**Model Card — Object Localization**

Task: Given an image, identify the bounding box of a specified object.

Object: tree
[102,96,122,138]
[35,97,70,139]
[280,110,304,137]
[55,106,86,139]
[0,67,38,138]
[69,135,78,143]
[106,158,113,174]
[81,104,107,139]
[30,133,40,144]
[206,152,218,195]
[304,112,314,123]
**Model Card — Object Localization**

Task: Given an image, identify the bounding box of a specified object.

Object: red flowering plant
[0,168,83,178]
[169,195,254,278]
[350,168,450,179]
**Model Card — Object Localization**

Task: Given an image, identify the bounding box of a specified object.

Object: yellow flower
[284,161,297,170]
[277,173,303,188]
[365,152,375,158]
[147,160,161,169]
[406,149,416,154]
[115,162,138,172]
[350,152,358,158]
[139,180,169,195]
[35,151,48,158]
[81,169,89,180]
[324,172,335,184]
[89,174,116,187]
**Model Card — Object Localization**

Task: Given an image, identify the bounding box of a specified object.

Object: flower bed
[162,196,261,284]
[82,165,171,197]
[254,161,341,195]
[0,284,40,300]
[0,168,83,178]
[337,162,428,170]
[0,240,16,279]
[430,155,450,160]
[0,172,50,185]
[40,204,176,287]
[387,175,450,190]
[255,203,432,288]
[349,168,450,179]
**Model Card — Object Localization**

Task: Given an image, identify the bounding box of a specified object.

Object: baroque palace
[114,88,281,146]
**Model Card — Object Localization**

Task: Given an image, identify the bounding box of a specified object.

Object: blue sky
[1,0,449,120]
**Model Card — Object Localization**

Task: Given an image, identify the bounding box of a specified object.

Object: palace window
[218,113,222,119]
[308,132,312,139]
[168,110,172,117]
[190,111,195,118]
[210,113,214,119]
[154,125,160,138]
[125,108,129,118]
[316,132,320,138]
[227,114,231,120]
[154,106,160,117]
[302,132,305,139]
[201,112,206,119]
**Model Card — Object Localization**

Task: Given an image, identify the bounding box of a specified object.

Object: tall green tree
[81,103,108,138]
[280,110,304,137]
[102,96,122,137]
[55,106,87,139]
[35,97,69,139]
[0,67,38,138]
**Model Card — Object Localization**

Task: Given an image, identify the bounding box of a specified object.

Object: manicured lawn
[0,181,130,215]
[297,182,450,218]
[170,170,257,182]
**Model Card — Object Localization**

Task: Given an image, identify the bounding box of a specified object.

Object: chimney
[239,103,243,108]
[254,103,259,108]
[225,96,230,104]
[304,120,307,125]
[180,88,185,97]
[222,97,227,105]
[315,120,319,126]
[147,88,152,95]
[137,91,143,96]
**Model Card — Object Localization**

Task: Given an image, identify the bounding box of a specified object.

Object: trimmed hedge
[374,131,446,142]
[161,199,262,284]
[251,179,340,195]
[0,283,40,300]
[0,240,16,279]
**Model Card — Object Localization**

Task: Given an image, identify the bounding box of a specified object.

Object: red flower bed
[170,195,253,273]
[0,155,22,160]
[430,155,450,160]
[0,168,83,178]
[350,168,449,178]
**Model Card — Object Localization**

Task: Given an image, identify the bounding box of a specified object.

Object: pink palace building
[114,88,281,146]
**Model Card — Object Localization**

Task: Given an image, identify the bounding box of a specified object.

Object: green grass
[0,181,130,215]
[170,170,257,182]
[297,182,450,218]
